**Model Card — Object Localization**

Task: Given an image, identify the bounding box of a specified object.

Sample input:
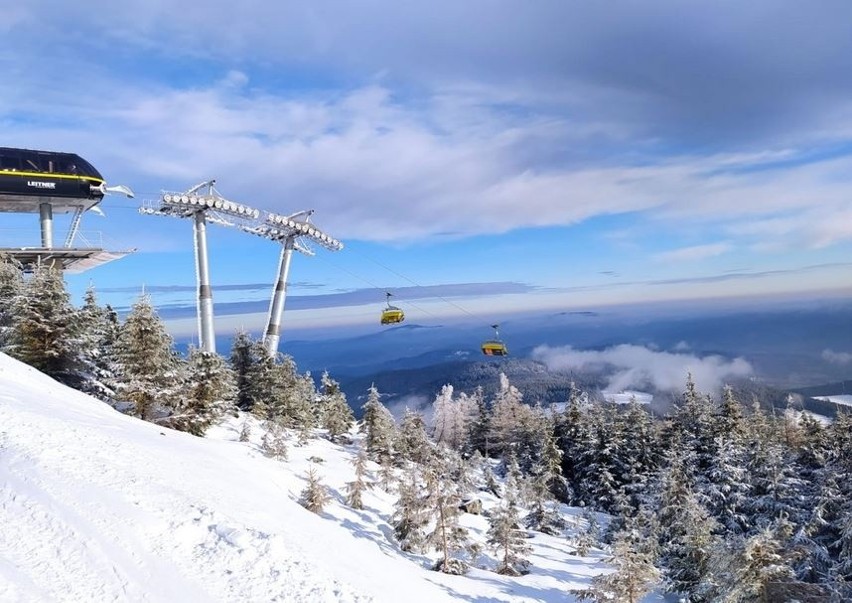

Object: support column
[263,236,295,356]
[39,203,54,248]
[193,210,216,353]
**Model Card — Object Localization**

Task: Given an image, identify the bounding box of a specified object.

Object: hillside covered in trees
[2,257,851,601]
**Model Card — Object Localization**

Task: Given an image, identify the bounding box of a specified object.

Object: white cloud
[7,74,852,252]
[655,242,732,263]
[822,349,852,365]
[531,343,753,394]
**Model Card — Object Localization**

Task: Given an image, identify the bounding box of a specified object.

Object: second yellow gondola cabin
[380,292,405,325]
[481,324,508,356]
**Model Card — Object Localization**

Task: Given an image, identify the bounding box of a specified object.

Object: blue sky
[3,1,852,340]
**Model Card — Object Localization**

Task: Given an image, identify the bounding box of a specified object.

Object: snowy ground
[0,353,663,602]
[813,394,852,407]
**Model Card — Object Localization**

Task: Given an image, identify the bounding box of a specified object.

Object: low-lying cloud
[822,348,852,365]
[531,343,753,395]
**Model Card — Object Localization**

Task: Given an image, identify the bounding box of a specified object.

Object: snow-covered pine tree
[574,510,661,603]
[397,408,432,465]
[616,396,658,511]
[744,433,805,530]
[556,384,595,506]
[392,462,428,553]
[714,384,747,440]
[523,463,566,536]
[269,355,314,433]
[582,405,622,514]
[825,411,852,592]
[703,434,750,535]
[360,384,396,461]
[655,445,720,601]
[488,373,531,461]
[465,386,491,457]
[112,293,183,420]
[0,256,23,349]
[74,285,117,400]
[318,371,354,442]
[229,329,256,411]
[300,466,330,514]
[8,262,81,386]
[345,447,373,510]
[481,455,502,498]
[431,384,455,445]
[260,420,288,460]
[168,347,237,436]
[238,419,251,442]
[291,371,318,442]
[486,460,532,576]
[243,341,282,420]
[431,384,472,451]
[572,507,602,557]
[705,520,796,602]
[423,448,472,574]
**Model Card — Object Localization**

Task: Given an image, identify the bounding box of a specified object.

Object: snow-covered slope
[0,352,621,602]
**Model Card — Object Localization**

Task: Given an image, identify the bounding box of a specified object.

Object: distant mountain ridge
[191,299,852,414]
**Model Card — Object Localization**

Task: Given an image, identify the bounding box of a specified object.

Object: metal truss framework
[140,182,342,355]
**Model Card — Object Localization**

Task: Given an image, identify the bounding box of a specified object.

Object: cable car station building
[0,147,134,273]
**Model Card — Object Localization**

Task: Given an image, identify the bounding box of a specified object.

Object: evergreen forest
[1,257,850,602]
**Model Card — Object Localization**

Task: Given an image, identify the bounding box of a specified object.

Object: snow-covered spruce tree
[0,255,24,350]
[554,383,594,506]
[74,285,119,400]
[824,411,852,591]
[360,384,396,461]
[431,384,455,445]
[465,386,491,457]
[229,329,256,411]
[666,373,717,481]
[392,462,428,553]
[507,400,547,473]
[524,463,566,536]
[446,448,477,503]
[704,520,795,602]
[487,459,532,576]
[574,510,661,603]
[112,294,183,421]
[268,355,315,434]
[243,342,282,419]
[743,430,805,530]
[166,347,237,436]
[260,420,288,460]
[397,408,433,465]
[8,262,82,386]
[488,373,532,462]
[572,507,602,557]
[481,455,502,498]
[378,454,397,492]
[616,396,658,511]
[345,446,373,510]
[423,448,472,574]
[655,444,720,602]
[300,466,330,514]
[713,384,747,441]
[431,384,471,451]
[238,419,251,442]
[318,371,354,442]
[828,503,852,598]
[582,405,622,514]
[703,433,751,535]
